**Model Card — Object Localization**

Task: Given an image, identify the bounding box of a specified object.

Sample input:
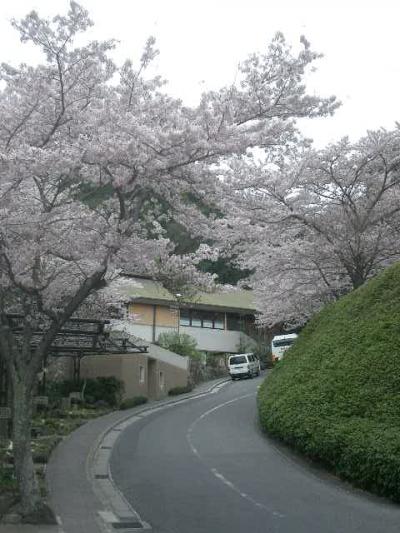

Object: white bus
[271,333,298,361]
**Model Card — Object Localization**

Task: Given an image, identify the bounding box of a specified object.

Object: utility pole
[175,293,182,335]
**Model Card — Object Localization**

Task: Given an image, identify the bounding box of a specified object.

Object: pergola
[0,315,148,405]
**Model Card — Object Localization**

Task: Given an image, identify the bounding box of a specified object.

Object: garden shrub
[168,384,193,396]
[119,396,148,410]
[47,376,124,407]
[158,332,205,384]
[31,436,62,464]
[0,444,16,494]
[258,262,400,501]
[157,332,202,359]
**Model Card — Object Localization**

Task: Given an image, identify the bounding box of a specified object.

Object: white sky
[0,0,399,148]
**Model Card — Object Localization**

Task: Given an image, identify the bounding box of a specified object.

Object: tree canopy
[0,2,337,517]
[218,128,400,327]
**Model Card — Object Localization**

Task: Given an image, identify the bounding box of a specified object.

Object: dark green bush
[119,396,148,410]
[47,376,124,407]
[168,384,193,396]
[0,467,17,493]
[258,262,400,502]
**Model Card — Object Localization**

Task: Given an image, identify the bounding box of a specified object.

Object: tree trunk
[11,371,41,516]
[351,270,366,289]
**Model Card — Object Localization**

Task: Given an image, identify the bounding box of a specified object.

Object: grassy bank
[258,262,400,501]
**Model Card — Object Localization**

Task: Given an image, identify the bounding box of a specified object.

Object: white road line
[211,467,284,518]
[89,379,232,533]
[186,393,285,519]
[56,514,66,532]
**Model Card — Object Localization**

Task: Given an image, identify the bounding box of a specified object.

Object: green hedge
[119,396,148,410]
[168,384,193,396]
[47,376,124,407]
[258,262,400,501]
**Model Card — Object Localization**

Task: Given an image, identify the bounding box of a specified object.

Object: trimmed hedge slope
[258,262,400,501]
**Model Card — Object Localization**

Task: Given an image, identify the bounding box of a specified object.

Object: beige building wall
[156,305,178,327]
[80,353,188,401]
[128,303,154,325]
[121,353,151,398]
[80,354,124,382]
[156,359,188,399]
[129,303,178,328]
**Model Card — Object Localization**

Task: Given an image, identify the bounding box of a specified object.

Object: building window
[179,309,190,326]
[179,309,227,330]
[214,313,224,329]
[202,314,214,328]
[159,371,165,390]
[191,310,202,327]
[227,313,241,331]
[139,365,145,384]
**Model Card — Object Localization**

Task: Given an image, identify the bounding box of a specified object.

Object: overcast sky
[0,0,399,148]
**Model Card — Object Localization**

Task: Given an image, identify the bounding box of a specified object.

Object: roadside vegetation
[157,332,203,360]
[168,385,194,396]
[0,376,124,516]
[0,3,338,519]
[258,262,400,501]
[157,332,232,383]
[0,403,112,519]
[47,376,124,408]
[119,396,148,409]
[2,0,397,520]
[157,332,206,385]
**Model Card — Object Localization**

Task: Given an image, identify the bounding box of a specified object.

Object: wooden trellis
[0,315,148,406]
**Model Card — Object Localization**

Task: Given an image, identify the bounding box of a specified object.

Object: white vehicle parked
[228,353,260,380]
[271,334,298,361]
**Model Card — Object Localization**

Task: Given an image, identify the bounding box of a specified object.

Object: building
[80,344,189,401]
[79,276,257,400]
[117,275,257,353]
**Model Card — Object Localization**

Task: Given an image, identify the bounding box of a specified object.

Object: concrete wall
[80,352,188,401]
[155,358,188,399]
[181,326,244,352]
[146,343,189,370]
[116,322,173,344]
[80,354,124,385]
[116,319,254,353]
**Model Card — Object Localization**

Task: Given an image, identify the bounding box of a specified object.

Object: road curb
[86,379,231,532]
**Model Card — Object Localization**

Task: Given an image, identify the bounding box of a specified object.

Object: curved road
[110,375,400,533]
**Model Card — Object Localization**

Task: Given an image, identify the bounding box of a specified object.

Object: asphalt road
[110,375,400,533]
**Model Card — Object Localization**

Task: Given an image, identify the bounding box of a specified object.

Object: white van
[228,353,260,380]
[271,334,298,361]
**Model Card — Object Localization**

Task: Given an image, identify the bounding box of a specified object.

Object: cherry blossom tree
[221,128,400,327]
[0,2,337,517]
